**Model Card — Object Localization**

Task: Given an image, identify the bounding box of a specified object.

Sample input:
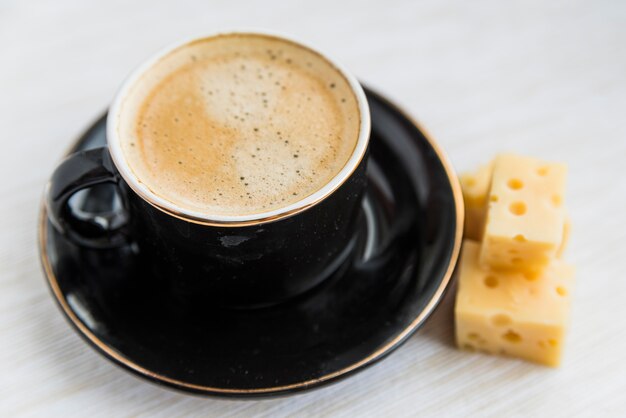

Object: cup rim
[107,29,371,226]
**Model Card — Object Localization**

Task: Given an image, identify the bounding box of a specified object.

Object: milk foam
[118,34,360,216]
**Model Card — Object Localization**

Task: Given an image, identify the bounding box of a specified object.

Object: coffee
[117,33,361,216]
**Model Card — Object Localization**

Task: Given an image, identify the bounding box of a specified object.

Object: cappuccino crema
[117,33,361,216]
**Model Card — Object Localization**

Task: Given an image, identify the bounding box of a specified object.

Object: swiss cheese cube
[460,161,493,241]
[455,240,574,367]
[480,154,567,271]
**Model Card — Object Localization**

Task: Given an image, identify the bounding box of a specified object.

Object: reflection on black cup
[46,31,371,308]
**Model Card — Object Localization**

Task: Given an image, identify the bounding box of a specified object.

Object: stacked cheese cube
[456,154,573,366]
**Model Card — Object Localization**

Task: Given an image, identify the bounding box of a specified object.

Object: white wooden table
[2,0,625,416]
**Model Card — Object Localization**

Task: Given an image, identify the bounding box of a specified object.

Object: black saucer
[39,88,463,397]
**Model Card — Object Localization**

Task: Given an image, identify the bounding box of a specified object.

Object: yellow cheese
[557,218,571,258]
[480,154,567,272]
[455,240,574,367]
[460,161,493,241]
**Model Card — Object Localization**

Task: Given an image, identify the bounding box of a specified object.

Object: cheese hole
[464,177,477,187]
[508,249,519,254]
[537,166,549,176]
[502,330,522,343]
[507,179,524,190]
[524,271,540,281]
[548,339,558,347]
[467,332,480,341]
[509,202,527,216]
[484,275,499,288]
[492,314,512,327]
[556,286,568,296]
[538,341,546,348]
[513,234,527,243]
[490,195,499,202]
[463,343,476,352]
[511,257,523,265]
[552,195,562,207]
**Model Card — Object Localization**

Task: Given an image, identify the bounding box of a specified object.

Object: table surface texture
[1,0,625,416]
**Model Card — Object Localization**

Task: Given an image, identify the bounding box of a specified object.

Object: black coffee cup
[46,31,371,308]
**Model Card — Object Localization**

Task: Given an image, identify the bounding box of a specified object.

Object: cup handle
[46,147,130,249]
